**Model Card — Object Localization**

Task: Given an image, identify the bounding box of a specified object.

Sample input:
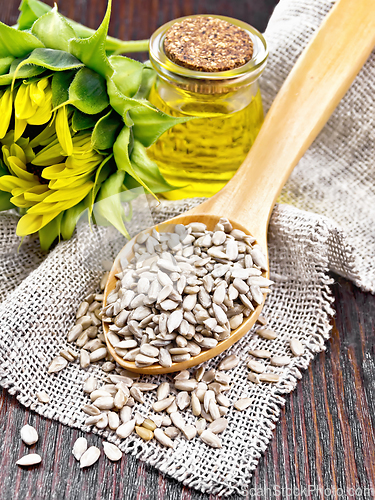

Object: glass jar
[147,15,268,200]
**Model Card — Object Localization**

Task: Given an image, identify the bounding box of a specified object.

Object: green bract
[0,0,190,250]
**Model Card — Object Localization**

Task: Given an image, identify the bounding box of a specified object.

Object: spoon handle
[193,0,375,241]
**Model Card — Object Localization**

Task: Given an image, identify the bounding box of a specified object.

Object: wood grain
[1,0,375,499]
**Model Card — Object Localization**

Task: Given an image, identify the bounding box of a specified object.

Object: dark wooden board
[1,0,375,498]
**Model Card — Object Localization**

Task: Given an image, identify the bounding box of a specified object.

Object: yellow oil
[147,85,264,199]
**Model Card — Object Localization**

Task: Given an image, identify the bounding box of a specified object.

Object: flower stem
[111,39,149,54]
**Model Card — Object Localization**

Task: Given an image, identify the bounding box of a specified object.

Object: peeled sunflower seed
[16,454,42,467]
[182,425,197,440]
[270,355,291,366]
[20,425,38,446]
[103,442,123,461]
[154,428,174,448]
[200,430,222,448]
[116,419,136,439]
[218,354,239,371]
[248,349,271,359]
[36,391,50,404]
[135,426,154,441]
[80,446,101,468]
[72,437,88,461]
[48,356,68,374]
[247,359,266,373]
[208,417,228,434]
[234,398,252,411]
[290,338,305,357]
[256,327,278,340]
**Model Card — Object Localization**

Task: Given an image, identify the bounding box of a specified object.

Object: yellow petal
[29,78,49,107]
[9,143,27,164]
[56,106,73,156]
[0,175,36,192]
[27,92,53,126]
[16,211,59,236]
[41,163,66,179]
[7,156,35,182]
[10,193,35,208]
[23,184,50,202]
[0,89,13,140]
[15,84,37,120]
[14,118,27,142]
[49,173,92,190]
[44,181,94,203]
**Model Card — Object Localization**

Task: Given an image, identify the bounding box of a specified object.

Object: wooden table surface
[1,1,375,499]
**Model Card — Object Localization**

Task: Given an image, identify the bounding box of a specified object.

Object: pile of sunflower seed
[80,353,242,449]
[103,219,273,368]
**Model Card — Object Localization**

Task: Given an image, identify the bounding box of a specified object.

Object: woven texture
[0,0,374,496]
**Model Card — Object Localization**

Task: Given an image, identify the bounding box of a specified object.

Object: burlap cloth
[0,0,374,496]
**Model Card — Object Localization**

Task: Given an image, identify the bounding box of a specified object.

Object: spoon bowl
[103,0,375,373]
[103,213,267,374]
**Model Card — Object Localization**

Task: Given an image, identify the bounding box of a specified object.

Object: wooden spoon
[103,0,375,374]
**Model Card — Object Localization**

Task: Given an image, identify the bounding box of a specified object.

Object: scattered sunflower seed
[20,425,38,446]
[80,446,101,468]
[16,454,42,467]
[72,437,88,461]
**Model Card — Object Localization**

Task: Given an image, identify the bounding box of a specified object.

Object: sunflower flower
[0,0,189,249]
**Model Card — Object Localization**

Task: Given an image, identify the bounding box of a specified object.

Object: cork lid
[164,16,253,73]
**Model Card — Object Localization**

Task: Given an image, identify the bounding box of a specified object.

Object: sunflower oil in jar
[147,15,268,199]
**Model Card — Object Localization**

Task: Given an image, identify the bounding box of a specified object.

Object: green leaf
[0,57,45,86]
[0,57,14,76]
[128,140,177,194]
[69,67,109,115]
[113,126,158,199]
[133,65,157,100]
[17,0,52,30]
[72,109,99,132]
[0,190,14,211]
[17,0,149,55]
[91,110,122,151]
[94,169,130,238]
[106,78,153,125]
[108,56,144,98]
[129,105,193,147]
[51,69,77,108]
[13,48,83,81]
[60,196,90,240]
[31,6,76,52]
[69,0,113,78]
[0,21,44,58]
[38,212,63,251]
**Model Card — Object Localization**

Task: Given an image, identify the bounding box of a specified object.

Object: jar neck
[153,77,260,116]
[149,14,268,95]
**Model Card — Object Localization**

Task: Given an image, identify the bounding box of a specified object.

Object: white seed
[130,386,145,404]
[119,406,132,424]
[191,393,201,416]
[218,354,239,371]
[247,359,266,373]
[157,382,170,401]
[72,437,88,460]
[82,404,101,416]
[89,347,107,362]
[152,396,175,412]
[256,327,278,340]
[290,338,305,357]
[174,379,198,392]
[208,399,221,420]
[259,373,280,383]
[164,427,180,439]
[170,412,186,431]
[20,425,38,446]
[80,446,101,468]
[139,344,159,358]
[234,398,252,411]
[248,372,260,384]
[204,390,215,413]
[36,391,50,404]
[248,349,271,359]
[270,355,291,366]
[196,419,206,435]
[83,376,98,394]
[48,356,68,374]
[116,419,136,438]
[85,415,102,426]
[80,349,91,368]
[176,391,190,410]
[208,417,228,434]
[67,324,83,342]
[90,389,112,401]
[16,454,42,467]
[200,430,222,448]
[93,396,114,410]
[159,348,172,368]
[215,393,230,407]
[182,425,197,440]
[135,354,158,366]
[154,428,174,448]
[103,442,123,461]
[108,412,120,430]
